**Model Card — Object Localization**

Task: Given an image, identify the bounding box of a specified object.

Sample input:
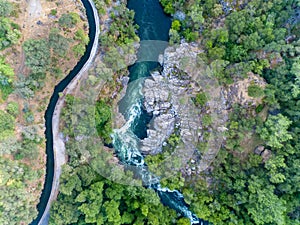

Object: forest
[0,0,295,224]
[0,1,41,224]
[0,0,90,224]
[48,1,181,224]
[49,0,300,225]
[157,0,300,224]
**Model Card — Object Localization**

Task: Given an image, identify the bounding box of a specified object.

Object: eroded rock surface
[141,43,205,160]
[141,42,267,175]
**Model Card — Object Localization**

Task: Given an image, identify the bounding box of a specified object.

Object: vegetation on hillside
[49,1,182,224]
[0,0,90,224]
[49,0,300,224]
[154,0,300,224]
[0,0,21,101]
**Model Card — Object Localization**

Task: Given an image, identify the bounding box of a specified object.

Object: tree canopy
[23,39,51,73]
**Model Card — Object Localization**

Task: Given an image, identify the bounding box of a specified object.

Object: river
[112,0,207,224]
[32,0,207,224]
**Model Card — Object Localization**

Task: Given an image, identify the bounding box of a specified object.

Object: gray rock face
[141,43,203,157]
[254,145,265,155]
[223,72,266,109]
[143,72,170,114]
[141,71,178,155]
[140,41,269,177]
[140,114,175,155]
[261,149,272,162]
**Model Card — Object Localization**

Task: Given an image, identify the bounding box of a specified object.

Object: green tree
[159,0,175,14]
[0,153,42,223]
[169,28,180,44]
[183,28,198,42]
[58,13,80,28]
[60,169,82,196]
[95,100,112,143]
[265,155,286,184]
[242,32,264,50]
[103,200,121,224]
[0,57,14,80]
[212,4,223,17]
[23,38,50,73]
[49,196,80,225]
[257,114,292,149]
[225,11,246,38]
[247,175,286,225]
[49,29,70,57]
[0,18,21,50]
[188,4,204,30]
[171,20,181,31]
[72,43,86,57]
[0,57,14,99]
[0,0,13,17]
[177,217,191,225]
[0,109,14,139]
[74,29,89,45]
[208,46,226,60]
[76,181,104,223]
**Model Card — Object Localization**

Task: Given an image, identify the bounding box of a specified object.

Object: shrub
[0,0,13,17]
[49,29,70,57]
[202,114,212,127]
[255,104,264,113]
[0,109,15,139]
[13,79,35,99]
[24,111,34,124]
[23,39,50,73]
[74,29,89,45]
[0,18,21,50]
[50,9,57,16]
[194,92,208,107]
[248,84,264,98]
[58,13,80,28]
[6,102,19,117]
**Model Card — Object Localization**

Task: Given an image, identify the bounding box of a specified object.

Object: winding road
[37,0,100,224]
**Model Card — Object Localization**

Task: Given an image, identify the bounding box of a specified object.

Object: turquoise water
[112,0,207,224]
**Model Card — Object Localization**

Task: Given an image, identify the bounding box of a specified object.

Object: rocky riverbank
[141,42,266,176]
[141,43,203,157]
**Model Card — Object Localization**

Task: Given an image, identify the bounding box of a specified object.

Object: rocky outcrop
[141,113,176,154]
[143,71,171,116]
[223,72,266,109]
[254,145,265,155]
[141,43,204,159]
[141,42,267,176]
[254,145,272,162]
[261,149,272,162]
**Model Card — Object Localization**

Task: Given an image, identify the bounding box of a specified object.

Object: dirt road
[37,0,100,224]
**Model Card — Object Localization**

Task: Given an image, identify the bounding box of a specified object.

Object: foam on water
[110,1,207,223]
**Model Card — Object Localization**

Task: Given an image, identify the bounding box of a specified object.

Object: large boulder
[254,145,265,155]
[140,113,175,155]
